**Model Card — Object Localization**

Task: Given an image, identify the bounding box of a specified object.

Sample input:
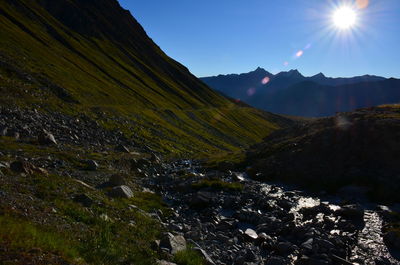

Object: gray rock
[73,194,94,207]
[337,204,364,221]
[301,238,313,252]
[275,241,296,256]
[10,160,47,175]
[265,256,288,265]
[157,260,177,265]
[115,144,130,153]
[108,185,133,198]
[193,247,216,265]
[109,174,126,186]
[314,238,335,252]
[86,160,98,171]
[0,126,7,136]
[0,161,9,169]
[159,232,187,254]
[38,131,57,145]
[244,228,258,241]
[190,191,215,207]
[6,129,19,139]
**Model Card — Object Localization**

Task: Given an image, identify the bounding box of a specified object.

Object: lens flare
[296,50,304,58]
[247,87,256,96]
[356,0,369,9]
[261,76,270,85]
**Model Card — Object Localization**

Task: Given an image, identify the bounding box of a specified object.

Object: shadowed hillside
[246,105,400,202]
[0,0,289,155]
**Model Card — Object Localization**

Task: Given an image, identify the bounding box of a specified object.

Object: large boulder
[159,232,187,254]
[108,185,133,198]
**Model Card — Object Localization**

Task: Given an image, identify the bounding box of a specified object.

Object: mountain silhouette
[201,68,395,117]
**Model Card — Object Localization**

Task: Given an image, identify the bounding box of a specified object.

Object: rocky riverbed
[144,160,400,265]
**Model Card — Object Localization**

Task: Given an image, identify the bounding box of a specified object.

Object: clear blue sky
[118,0,400,78]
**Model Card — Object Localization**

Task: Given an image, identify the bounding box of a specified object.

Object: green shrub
[174,249,205,265]
[0,215,81,262]
[192,179,243,192]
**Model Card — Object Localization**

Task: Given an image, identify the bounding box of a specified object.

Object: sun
[333,6,357,30]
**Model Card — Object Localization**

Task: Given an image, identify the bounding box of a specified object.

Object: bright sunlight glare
[333,6,357,30]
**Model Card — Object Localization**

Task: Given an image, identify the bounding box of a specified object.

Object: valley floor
[1,107,400,265]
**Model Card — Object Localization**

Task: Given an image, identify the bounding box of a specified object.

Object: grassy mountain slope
[0,0,288,155]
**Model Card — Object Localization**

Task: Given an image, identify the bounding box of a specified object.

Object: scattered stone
[99,213,111,222]
[115,144,130,153]
[157,261,177,265]
[0,162,9,169]
[265,256,288,265]
[0,126,7,136]
[337,204,364,221]
[72,179,95,190]
[38,131,57,145]
[193,247,216,265]
[108,185,133,198]
[73,194,94,207]
[244,228,258,241]
[190,191,215,207]
[109,174,126,186]
[85,160,98,171]
[6,129,20,139]
[10,161,48,175]
[301,238,313,252]
[159,232,187,254]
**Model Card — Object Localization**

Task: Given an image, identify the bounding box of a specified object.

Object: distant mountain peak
[312,72,326,79]
[252,67,268,74]
[276,69,304,78]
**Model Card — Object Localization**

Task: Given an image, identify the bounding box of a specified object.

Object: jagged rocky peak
[276,69,304,78]
[312,72,326,78]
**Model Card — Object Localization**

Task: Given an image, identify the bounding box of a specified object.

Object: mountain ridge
[201,67,398,117]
